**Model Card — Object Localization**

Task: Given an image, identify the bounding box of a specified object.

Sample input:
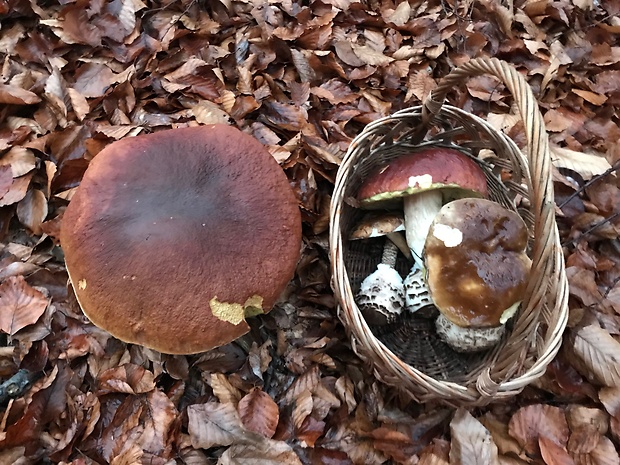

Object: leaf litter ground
[0,0,620,464]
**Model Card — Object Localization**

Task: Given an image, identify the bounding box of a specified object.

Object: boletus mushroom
[356,148,488,267]
[424,198,531,352]
[60,125,302,354]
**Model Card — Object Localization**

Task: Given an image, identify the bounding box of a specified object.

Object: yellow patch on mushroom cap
[78,279,87,290]
[210,295,264,325]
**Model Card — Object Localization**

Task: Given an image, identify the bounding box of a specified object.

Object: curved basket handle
[424,57,554,289]
[423,58,568,390]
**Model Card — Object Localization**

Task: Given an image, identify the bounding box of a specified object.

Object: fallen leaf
[16,189,48,235]
[97,363,156,395]
[539,435,575,465]
[218,437,303,465]
[571,89,607,106]
[188,402,247,449]
[0,146,37,177]
[237,388,279,438]
[450,409,500,465]
[550,145,612,179]
[0,275,48,335]
[508,404,569,456]
[572,325,620,387]
[0,84,41,105]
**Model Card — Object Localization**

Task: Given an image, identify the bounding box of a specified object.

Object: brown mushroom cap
[356,148,488,206]
[424,198,531,328]
[349,212,405,240]
[60,125,302,354]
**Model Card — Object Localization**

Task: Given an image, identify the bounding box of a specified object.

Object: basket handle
[423,57,554,277]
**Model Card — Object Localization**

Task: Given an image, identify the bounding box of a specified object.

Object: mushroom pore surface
[60,125,302,354]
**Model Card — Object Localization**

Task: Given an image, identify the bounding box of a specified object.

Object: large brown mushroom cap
[425,198,531,329]
[60,125,302,354]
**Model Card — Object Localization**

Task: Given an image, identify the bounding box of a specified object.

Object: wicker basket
[329,58,569,406]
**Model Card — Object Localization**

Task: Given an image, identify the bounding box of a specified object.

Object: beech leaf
[539,436,575,465]
[17,189,48,235]
[550,145,612,180]
[508,404,569,456]
[237,388,279,438]
[218,438,303,465]
[572,325,620,387]
[449,409,500,465]
[0,84,41,105]
[0,275,48,335]
[187,402,248,449]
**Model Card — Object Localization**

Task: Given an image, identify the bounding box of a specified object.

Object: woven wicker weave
[329,58,569,406]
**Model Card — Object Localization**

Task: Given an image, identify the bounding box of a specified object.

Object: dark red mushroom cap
[60,125,302,354]
[356,148,488,206]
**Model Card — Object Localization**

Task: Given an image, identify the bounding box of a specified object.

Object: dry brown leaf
[210,373,242,406]
[0,165,12,198]
[406,70,437,103]
[334,41,366,67]
[571,89,607,106]
[0,275,48,335]
[292,389,313,430]
[508,404,569,456]
[191,101,231,125]
[237,388,279,438]
[97,363,156,395]
[480,412,528,460]
[539,436,575,465]
[139,389,177,456]
[16,189,48,235]
[0,146,37,177]
[384,1,411,26]
[369,427,417,463]
[450,409,500,465]
[335,375,357,413]
[599,386,620,417]
[566,405,608,434]
[0,84,41,105]
[572,436,620,465]
[218,437,303,465]
[67,87,90,120]
[350,43,394,67]
[188,402,246,449]
[572,325,620,387]
[550,145,612,179]
[419,439,450,465]
[282,365,321,404]
[74,63,116,98]
[566,267,603,307]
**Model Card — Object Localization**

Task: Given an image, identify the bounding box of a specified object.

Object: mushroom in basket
[424,198,532,352]
[350,213,409,325]
[355,147,489,314]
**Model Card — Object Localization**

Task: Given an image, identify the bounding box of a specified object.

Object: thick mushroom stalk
[403,189,443,267]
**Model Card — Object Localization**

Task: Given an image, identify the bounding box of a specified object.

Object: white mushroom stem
[403,190,443,268]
